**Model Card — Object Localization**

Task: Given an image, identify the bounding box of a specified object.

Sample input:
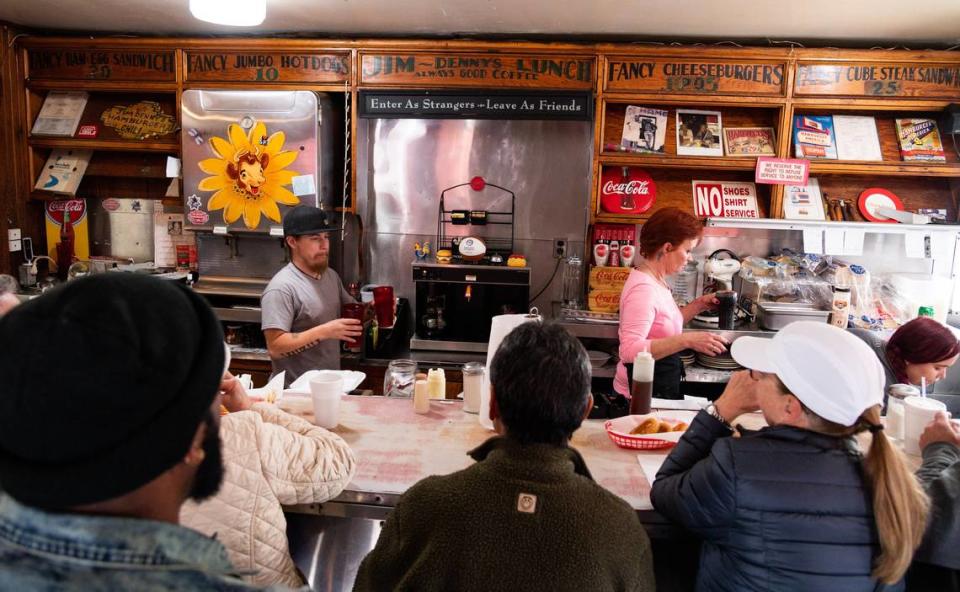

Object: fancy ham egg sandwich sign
[691,180,760,219]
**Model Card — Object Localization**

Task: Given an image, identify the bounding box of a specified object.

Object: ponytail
[858,406,929,583]
[803,404,929,584]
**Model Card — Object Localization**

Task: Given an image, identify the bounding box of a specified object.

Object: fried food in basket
[629,417,689,435]
[630,417,661,435]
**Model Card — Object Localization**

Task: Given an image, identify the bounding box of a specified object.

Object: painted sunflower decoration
[198,121,299,229]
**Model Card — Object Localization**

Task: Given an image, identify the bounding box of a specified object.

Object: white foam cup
[310,375,344,429]
[903,396,948,455]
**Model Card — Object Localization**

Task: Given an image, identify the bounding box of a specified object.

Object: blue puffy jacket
[651,410,901,592]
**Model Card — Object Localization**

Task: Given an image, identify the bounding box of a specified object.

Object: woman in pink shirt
[615,208,728,399]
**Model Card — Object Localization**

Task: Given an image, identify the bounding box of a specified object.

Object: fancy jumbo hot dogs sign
[692,181,760,219]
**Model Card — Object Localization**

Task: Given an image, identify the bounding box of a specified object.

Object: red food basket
[604,414,686,451]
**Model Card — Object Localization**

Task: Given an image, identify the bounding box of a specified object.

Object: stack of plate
[679,350,696,367]
[587,350,612,369]
[695,351,742,370]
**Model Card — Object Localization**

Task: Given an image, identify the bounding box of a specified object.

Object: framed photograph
[723,127,776,156]
[677,109,723,157]
[783,178,827,221]
[620,106,668,153]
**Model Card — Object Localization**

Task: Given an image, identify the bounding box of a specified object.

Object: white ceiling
[0,0,959,46]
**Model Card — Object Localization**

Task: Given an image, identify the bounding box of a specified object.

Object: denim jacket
[0,494,305,591]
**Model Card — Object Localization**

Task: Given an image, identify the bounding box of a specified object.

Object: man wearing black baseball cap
[261,206,362,387]
[0,273,302,591]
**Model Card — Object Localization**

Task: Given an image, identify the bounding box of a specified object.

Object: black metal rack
[436,176,515,263]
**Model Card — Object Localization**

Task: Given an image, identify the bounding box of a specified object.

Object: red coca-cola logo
[591,292,621,306]
[594,269,630,283]
[102,198,121,212]
[600,167,656,214]
[45,199,86,225]
[602,180,651,195]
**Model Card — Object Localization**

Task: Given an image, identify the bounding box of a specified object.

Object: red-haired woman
[615,207,728,399]
[852,316,960,391]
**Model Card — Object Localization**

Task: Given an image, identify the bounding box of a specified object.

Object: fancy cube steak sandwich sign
[600,167,656,214]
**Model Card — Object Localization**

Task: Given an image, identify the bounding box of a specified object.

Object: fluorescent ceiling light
[189,0,266,26]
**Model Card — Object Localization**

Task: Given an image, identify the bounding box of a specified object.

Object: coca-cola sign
[592,268,630,284]
[600,167,656,215]
[602,180,651,195]
[45,199,87,226]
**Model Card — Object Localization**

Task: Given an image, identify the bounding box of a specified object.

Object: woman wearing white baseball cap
[652,321,929,591]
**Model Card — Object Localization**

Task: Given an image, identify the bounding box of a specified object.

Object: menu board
[359,52,595,90]
[185,51,350,83]
[795,61,960,99]
[605,56,787,96]
[27,48,176,82]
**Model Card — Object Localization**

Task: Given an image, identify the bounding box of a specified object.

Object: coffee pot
[420,295,447,338]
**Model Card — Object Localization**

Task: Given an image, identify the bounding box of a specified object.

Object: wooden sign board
[605,56,786,96]
[359,53,595,90]
[27,48,176,82]
[185,51,350,83]
[795,61,960,99]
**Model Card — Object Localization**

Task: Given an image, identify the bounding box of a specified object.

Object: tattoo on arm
[281,334,323,358]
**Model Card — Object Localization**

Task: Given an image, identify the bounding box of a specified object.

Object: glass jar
[886,383,919,441]
[383,359,417,398]
[561,255,583,310]
[462,362,484,414]
[670,260,699,306]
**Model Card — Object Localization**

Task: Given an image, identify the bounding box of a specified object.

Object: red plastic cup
[372,285,395,328]
[342,303,365,351]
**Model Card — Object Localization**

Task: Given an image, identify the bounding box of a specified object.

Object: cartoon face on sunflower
[198,121,300,229]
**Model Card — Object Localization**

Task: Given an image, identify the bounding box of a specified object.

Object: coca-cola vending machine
[599,166,656,216]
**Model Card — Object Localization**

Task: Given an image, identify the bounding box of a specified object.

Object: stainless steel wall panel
[357,118,593,316]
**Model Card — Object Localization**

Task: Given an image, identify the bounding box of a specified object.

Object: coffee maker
[410,261,530,352]
[694,249,742,325]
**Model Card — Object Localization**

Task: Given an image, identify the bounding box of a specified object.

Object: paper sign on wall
[691,181,759,219]
[904,232,927,258]
[802,229,823,254]
[755,157,810,186]
[823,228,844,255]
[843,229,865,256]
[930,233,955,261]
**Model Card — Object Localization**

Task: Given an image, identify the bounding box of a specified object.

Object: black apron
[624,352,685,401]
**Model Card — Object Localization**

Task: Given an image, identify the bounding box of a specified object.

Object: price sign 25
[666,76,719,93]
[865,80,903,96]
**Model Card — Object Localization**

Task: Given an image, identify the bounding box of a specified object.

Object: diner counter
[278,393,710,531]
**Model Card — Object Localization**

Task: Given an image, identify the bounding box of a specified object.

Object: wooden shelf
[29,137,179,153]
[26,80,177,92]
[599,152,759,172]
[808,160,960,178]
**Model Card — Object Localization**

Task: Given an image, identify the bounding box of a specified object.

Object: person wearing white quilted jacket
[181,373,357,588]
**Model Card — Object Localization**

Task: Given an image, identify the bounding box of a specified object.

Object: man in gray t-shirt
[261,207,362,387]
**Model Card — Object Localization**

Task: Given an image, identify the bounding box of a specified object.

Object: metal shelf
[706,217,960,236]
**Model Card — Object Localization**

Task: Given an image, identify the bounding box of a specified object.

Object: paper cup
[310,375,344,429]
[903,396,948,455]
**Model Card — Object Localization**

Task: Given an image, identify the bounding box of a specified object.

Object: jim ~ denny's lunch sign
[359,52,595,90]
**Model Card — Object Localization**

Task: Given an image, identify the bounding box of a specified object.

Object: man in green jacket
[353,322,654,592]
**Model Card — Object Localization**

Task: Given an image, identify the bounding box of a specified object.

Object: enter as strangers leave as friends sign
[692,181,760,219]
